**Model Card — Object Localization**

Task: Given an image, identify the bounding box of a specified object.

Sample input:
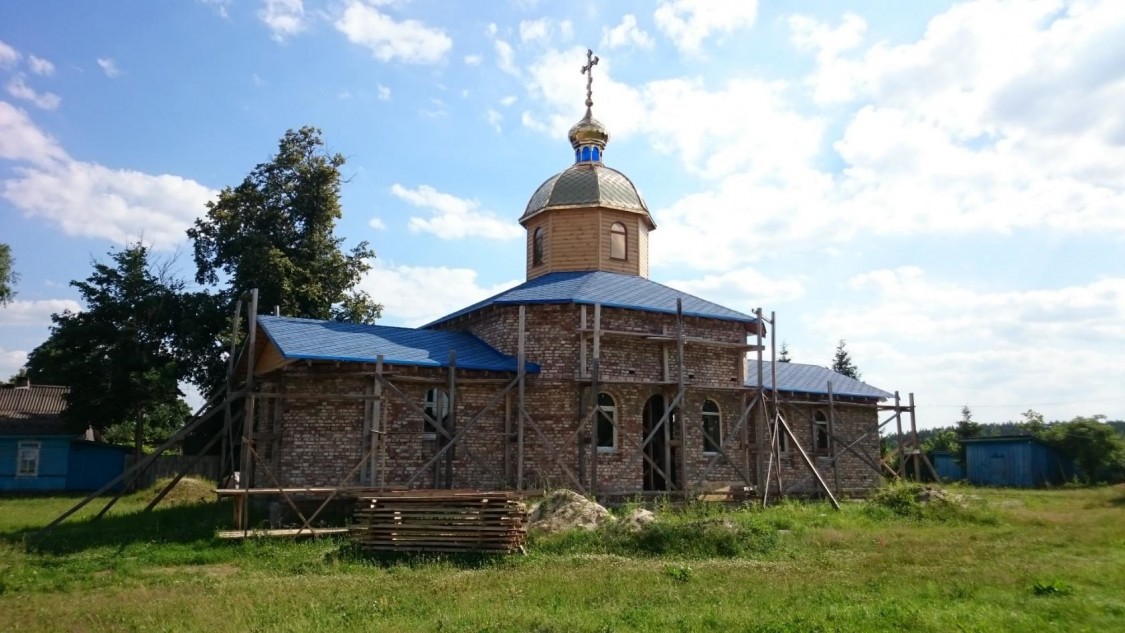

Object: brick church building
[237,62,890,499]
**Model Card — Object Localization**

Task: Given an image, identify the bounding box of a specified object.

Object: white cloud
[0,40,19,69]
[357,262,517,327]
[464,54,482,66]
[368,216,386,230]
[0,101,216,249]
[335,1,452,64]
[485,108,503,132]
[0,347,29,383]
[5,76,61,110]
[654,0,758,53]
[512,3,1125,272]
[0,101,69,166]
[259,0,306,41]
[4,161,217,248]
[495,39,518,76]
[0,299,82,326]
[96,57,121,78]
[804,267,1125,424]
[391,183,522,241]
[199,0,231,19]
[499,95,517,106]
[376,83,391,100]
[665,268,807,313]
[601,14,654,49]
[519,19,550,43]
[27,55,55,76]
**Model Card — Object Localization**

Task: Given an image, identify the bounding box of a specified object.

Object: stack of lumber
[349,490,527,554]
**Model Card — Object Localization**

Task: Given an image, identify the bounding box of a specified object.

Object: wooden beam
[517,305,526,490]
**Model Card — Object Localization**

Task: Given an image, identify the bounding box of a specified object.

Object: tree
[923,428,960,455]
[1040,416,1125,484]
[188,126,382,324]
[25,244,188,456]
[0,243,17,306]
[830,339,861,379]
[955,405,982,440]
[1018,409,1046,436]
[778,342,791,363]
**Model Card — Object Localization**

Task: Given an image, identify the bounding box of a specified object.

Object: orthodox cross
[581,48,599,109]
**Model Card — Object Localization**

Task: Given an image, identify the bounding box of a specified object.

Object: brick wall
[258,304,883,496]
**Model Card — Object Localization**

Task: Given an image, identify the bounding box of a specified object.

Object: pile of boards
[349,490,527,554]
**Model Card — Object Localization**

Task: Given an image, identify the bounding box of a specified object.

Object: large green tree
[187,126,381,323]
[830,339,861,379]
[1039,416,1125,484]
[0,243,17,305]
[26,244,188,456]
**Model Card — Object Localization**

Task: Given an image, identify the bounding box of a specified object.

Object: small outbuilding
[0,379,130,492]
[929,450,964,482]
[961,436,1067,487]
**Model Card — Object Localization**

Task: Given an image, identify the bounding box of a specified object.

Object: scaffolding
[39,289,924,539]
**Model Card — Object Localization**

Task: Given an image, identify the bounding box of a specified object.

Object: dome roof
[520,163,653,226]
[568,111,609,151]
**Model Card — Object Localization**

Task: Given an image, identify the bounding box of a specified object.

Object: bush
[867,482,998,524]
[530,513,778,559]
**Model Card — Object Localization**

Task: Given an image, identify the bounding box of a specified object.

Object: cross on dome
[569,48,609,164]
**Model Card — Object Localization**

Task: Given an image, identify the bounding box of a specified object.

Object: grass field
[1,484,1122,632]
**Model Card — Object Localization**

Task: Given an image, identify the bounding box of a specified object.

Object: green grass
[1,484,1123,632]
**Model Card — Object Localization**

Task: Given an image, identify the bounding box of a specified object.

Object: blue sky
[1,0,1123,429]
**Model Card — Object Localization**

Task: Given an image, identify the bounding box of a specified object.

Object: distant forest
[896,416,1125,447]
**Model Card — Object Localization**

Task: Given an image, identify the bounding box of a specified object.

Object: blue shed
[1,381,129,492]
[930,450,964,482]
[962,436,1067,487]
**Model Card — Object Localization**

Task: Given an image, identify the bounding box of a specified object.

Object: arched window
[532,226,545,266]
[814,410,830,452]
[610,222,627,260]
[424,388,449,438]
[596,392,616,450]
[702,400,721,454]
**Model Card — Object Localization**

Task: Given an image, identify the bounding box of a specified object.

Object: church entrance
[642,394,678,491]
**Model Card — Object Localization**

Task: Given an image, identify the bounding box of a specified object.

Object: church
[234,53,891,501]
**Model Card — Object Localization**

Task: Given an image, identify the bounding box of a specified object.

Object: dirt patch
[915,486,969,507]
[149,477,215,506]
[527,490,613,534]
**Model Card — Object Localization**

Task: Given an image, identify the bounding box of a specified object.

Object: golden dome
[568,108,609,151]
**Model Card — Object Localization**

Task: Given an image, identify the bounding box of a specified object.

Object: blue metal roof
[745,361,892,400]
[426,270,758,327]
[256,315,539,373]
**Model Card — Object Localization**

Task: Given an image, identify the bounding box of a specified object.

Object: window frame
[813,410,830,453]
[609,222,627,260]
[595,392,617,452]
[702,400,722,454]
[532,226,545,267]
[16,440,40,478]
[423,388,450,440]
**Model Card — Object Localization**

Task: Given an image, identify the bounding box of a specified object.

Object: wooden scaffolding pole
[516,305,526,490]
[590,304,601,497]
[894,391,906,478]
[827,381,841,495]
[445,350,457,489]
[676,299,688,494]
[371,357,383,488]
[220,297,243,482]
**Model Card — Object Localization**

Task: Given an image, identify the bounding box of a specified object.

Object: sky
[1,0,1123,430]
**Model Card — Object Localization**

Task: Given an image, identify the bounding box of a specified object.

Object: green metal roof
[521,163,652,225]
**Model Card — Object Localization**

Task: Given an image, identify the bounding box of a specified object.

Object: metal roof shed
[962,436,1067,487]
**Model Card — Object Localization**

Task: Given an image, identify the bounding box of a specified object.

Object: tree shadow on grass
[327,540,521,570]
[1,502,232,556]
